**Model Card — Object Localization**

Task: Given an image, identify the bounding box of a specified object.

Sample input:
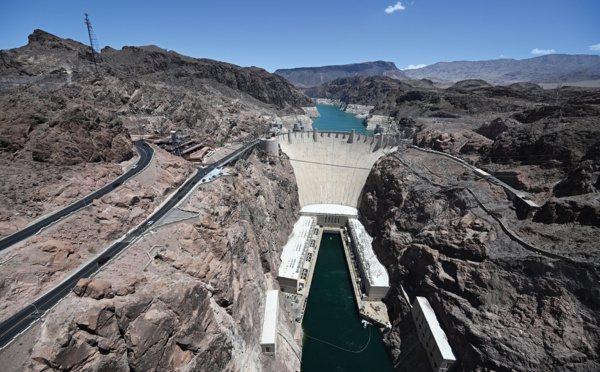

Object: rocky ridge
[1,30,315,144]
[403,54,600,87]
[275,61,409,88]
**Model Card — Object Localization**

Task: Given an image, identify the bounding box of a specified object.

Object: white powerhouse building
[260,290,279,355]
[347,218,389,301]
[277,216,317,293]
[412,297,456,372]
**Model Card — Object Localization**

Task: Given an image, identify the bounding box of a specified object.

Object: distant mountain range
[276,55,600,88]
[274,61,408,88]
[403,54,600,86]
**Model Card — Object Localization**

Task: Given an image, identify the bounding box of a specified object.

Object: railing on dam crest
[274,129,403,152]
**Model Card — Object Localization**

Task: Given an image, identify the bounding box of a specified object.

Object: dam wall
[278,130,399,208]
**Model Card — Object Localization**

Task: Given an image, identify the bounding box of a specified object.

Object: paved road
[0,139,258,349]
[0,142,154,252]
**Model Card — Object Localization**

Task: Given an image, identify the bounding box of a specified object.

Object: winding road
[0,142,154,252]
[0,139,258,349]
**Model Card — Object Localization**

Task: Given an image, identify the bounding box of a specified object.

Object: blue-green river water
[300,105,392,371]
[311,104,373,134]
[300,235,393,370]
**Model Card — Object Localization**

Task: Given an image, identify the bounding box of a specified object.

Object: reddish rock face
[0,85,133,166]
[413,127,492,163]
[359,152,600,371]
[25,150,302,371]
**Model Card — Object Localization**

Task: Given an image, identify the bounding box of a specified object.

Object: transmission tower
[170,130,186,157]
[84,13,102,73]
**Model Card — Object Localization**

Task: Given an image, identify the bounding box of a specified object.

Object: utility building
[347,218,390,301]
[260,290,279,355]
[412,297,456,372]
[277,216,317,293]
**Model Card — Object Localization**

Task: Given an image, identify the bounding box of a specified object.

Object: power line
[304,326,372,354]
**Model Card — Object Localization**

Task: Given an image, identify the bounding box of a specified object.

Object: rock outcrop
[476,117,521,140]
[533,195,600,226]
[553,164,599,197]
[359,151,600,371]
[448,79,492,90]
[0,84,133,166]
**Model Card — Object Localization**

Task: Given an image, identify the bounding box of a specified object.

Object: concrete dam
[275,130,400,208]
[259,129,401,357]
[259,127,458,371]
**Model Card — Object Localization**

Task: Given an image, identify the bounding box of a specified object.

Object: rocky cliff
[274,61,409,88]
[23,149,302,371]
[359,149,600,371]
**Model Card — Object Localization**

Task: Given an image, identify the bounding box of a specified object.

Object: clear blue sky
[1,0,598,72]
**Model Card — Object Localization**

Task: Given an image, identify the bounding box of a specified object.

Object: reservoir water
[301,233,393,372]
[311,104,373,133]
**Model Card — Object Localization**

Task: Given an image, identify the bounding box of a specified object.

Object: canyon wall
[358,149,600,371]
[24,149,302,371]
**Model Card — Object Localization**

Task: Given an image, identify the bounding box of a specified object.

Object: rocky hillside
[0,147,194,322]
[0,83,133,166]
[0,30,314,143]
[304,74,600,207]
[403,54,600,86]
[23,149,302,372]
[359,150,600,371]
[274,61,409,88]
[0,29,314,227]
[304,75,435,106]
